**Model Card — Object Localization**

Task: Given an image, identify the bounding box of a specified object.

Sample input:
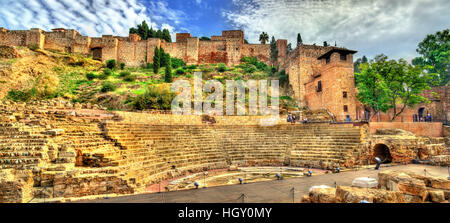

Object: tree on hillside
[356,54,438,122]
[354,55,369,73]
[153,46,160,74]
[160,47,171,68]
[270,36,278,64]
[413,29,449,86]
[297,33,303,46]
[259,32,269,45]
[323,41,328,47]
[156,30,163,39]
[287,43,292,54]
[162,29,172,43]
[137,20,149,40]
[165,57,173,83]
[129,27,138,35]
[149,27,156,38]
[200,37,211,41]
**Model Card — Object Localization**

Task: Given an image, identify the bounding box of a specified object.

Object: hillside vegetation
[0,46,298,113]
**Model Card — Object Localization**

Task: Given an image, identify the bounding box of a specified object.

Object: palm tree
[259,32,269,45]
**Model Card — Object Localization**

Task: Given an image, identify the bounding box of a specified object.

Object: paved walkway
[81,164,449,203]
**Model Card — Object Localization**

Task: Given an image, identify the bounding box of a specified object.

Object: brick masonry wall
[369,122,443,137]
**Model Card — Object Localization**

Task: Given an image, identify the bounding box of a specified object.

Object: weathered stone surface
[378,170,428,202]
[427,189,445,203]
[0,170,34,203]
[336,186,405,203]
[308,186,336,203]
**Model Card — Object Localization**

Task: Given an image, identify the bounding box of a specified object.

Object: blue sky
[0,0,449,60]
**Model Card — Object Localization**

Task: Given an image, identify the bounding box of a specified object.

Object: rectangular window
[326,57,330,64]
[343,105,348,112]
[340,54,347,61]
[343,91,348,98]
[317,81,322,92]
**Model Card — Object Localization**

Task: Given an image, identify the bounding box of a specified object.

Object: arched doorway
[91,47,102,61]
[418,107,425,121]
[373,144,392,163]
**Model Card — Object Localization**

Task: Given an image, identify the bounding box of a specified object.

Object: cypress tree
[162,29,172,42]
[165,57,173,83]
[297,33,303,46]
[270,36,278,64]
[153,46,160,74]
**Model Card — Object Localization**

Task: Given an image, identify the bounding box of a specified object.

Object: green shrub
[123,75,136,82]
[119,71,131,78]
[132,86,175,110]
[243,64,257,73]
[98,74,108,80]
[176,68,186,75]
[106,60,116,69]
[171,58,186,69]
[103,68,113,76]
[7,88,37,102]
[100,82,116,93]
[256,61,268,70]
[271,66,278,74]
[217,63,227,72]
[120,62,125,70]
[186,65,197,70]
[27,44,39,51]
[86,72,96,80]
[277,70,289,85]
[146,63,153,69]
[241,56,258,65]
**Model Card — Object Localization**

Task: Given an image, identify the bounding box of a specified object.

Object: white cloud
[223,0,450,60]
[0,0,172,37]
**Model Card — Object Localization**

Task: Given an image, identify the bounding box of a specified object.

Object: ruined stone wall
[241,44,271,64]
[117,38,147,67]
[0,29,45,49]
[369,122,443,137]
[198,40,227,64]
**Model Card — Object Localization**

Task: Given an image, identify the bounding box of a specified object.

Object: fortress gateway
[0,28,359,121]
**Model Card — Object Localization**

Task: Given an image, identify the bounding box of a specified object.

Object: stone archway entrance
[373,144,392,163]
[418,107,426,121]
[91,47,102,61]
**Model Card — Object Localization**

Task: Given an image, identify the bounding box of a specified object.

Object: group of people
[413,114,433,122]
[287,114,308,124]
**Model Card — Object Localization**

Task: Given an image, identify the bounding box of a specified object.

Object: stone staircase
[0,123,49,169]
[288,124,363,168]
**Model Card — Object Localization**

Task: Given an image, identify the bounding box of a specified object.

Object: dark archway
[418,107,425,121]
[373,144,392,163]
[91,47,102,61]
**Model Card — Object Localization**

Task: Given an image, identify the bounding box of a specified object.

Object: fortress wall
[146,38,162,64]
[241,44,271,64]
[225,39,243,66]
[198,40,227,64]
[277,39,288,62]
[117,40,146,67]
[185,37,199,65]
[72,35,90,55]
[43,31,74,52]
[100,36,119,62]
[162,42,186,61]
[0,30,28,47]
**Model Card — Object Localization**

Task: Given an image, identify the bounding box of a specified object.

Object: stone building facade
[280,45,358,122]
